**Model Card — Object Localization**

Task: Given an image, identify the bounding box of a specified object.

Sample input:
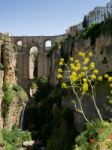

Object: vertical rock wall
[3,36,16,85]
[0,34,28,129]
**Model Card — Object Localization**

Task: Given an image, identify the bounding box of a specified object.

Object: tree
[57,51,112,123]
[83,15,88,28]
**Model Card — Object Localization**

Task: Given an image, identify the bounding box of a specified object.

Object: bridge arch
[29,46,39,79]
[11,35,66,94]
[44,39,52,52]
[17,40,23,47]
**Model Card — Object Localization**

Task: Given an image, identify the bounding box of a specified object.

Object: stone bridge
[11,35,65,93]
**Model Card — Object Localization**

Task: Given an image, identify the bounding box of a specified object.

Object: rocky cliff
[0,33,28,129]
[49,33,112,85]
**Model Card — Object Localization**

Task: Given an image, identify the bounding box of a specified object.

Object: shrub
[30,82,38,89]
[3,82,14,120]
[13,85,27,100]
[0,128,31,150]
[72,121,112,150]
[46,108,77,150]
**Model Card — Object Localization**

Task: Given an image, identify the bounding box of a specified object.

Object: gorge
[0,17,112,149]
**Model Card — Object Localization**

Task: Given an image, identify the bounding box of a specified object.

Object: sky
[0,0,109,36]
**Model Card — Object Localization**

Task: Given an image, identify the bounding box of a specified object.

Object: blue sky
[0,0,108,36]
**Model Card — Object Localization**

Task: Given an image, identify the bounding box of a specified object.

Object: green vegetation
[2,17,111,150]
[47,42,60,58]
[76,23,101,45]
[30,82,38,89]
[0,63,5,70]
[13,84,27,100]
[46,107,77,150]
[76,17,112,45]
[3,82,14,121]
[0,128,31,150]
[25,78,77,150]
[73,120,112,150]
[82,15,88,28]
[3,83,27,124]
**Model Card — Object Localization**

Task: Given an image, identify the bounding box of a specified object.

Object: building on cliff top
[66,0,112,33]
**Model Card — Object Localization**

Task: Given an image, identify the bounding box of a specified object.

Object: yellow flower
[70,75,78,82]
[83,78,87,82]
[90,74,96,80]
[59,61,63,66]
[70,63,74,68]
[84,58,89,64]
[103,122,110,127]
[93,69,99,74]
[83,66,88,71]
[80,72,86,77]
[76,62,81,68]
[97,76,103,81]
[60,58,64,62]
[88,52,93,57]
[69,57,73,61]
[104,74,109,78]
[109,83,112,88]
[57,74,62,79]
[78,52,85,57]
[90,62,95,69]
[82,83,88,93]
[75,60,79,63]
[70,63,79,71]
[72,71,77,77]
[76,109,82,113]
[58,68,63,73]
[108,77,112,82]
[61,82,68,89]
[78,74,82,79]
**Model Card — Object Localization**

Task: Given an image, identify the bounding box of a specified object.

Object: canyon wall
[0,34,27,129]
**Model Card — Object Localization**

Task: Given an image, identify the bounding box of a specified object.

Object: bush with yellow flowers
[57,51,112,123]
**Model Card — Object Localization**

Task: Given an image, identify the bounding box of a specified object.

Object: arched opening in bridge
[29,46,38,79]
[17,41,22,47]
[45,40,52,52]
[17,41,23,51]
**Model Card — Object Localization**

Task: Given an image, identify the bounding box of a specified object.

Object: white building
[77,22,83,30]
[66,0,112,33]
[78,0,112,30]
[87,7,105,25]
[87,0,112,26]
[106,0,112,17]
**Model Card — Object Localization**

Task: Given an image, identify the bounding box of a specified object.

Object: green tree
[83,15,88,28]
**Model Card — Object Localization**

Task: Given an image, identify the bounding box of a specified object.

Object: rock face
[0,71,4,128]
[22,140,35,148]
[0,34,4,128]
[48,34,112,132]
[50,34,112,85]
[0,33,28,129]
[4,91,28,129]
[3,36,16,85]
[74,34,112,74]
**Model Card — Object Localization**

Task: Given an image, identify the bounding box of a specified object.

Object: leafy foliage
[72,121,112,150]
[3,82,14,120]
[76,17,112,45]
[13,84,27,100]
[0,128,31,150]
[82,15,88,28]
